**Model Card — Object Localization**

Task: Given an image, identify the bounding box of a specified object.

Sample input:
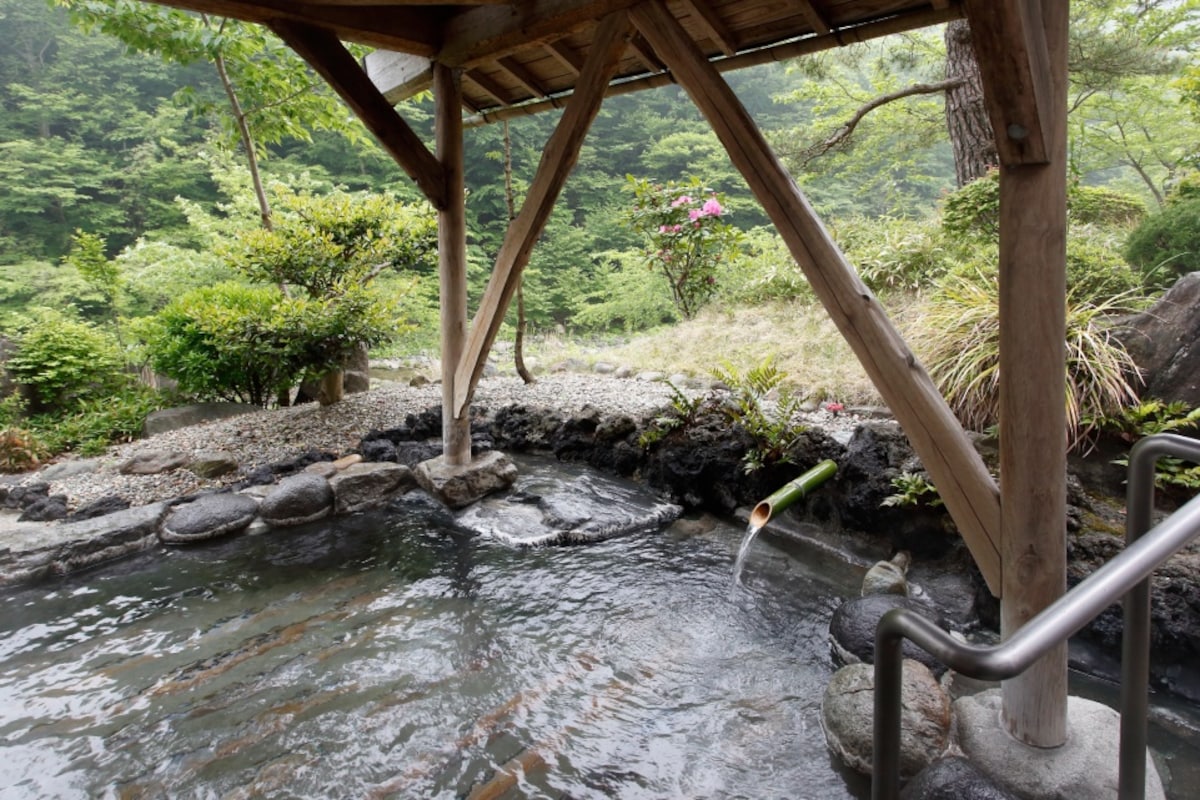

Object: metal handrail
[871,433,1200,800]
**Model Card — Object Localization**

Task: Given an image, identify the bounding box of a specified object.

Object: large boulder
[160,493,259,544]
[821,660,952,779]
[1115,271,1200,406]
[330,462,415,514]
[955,690,1164,800]
[414,451,518,509]
[259,473,335,527]
[829,594,950,677]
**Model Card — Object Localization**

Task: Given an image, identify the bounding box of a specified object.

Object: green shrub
[913,270,1140,448]
[136,282,400,407]
[833,215,950,292]
[710,358,807,473]
[572,251,678,333]
[943,170,1146,242]
[1098,400,1200,495]
[1065,226,1145,303]
[1068,185,1146,228]
[3,307,124,412]
[33,384,168,456]
[716,227,812,304]
[1124,198,1200,289]
[1167,171,1200,203]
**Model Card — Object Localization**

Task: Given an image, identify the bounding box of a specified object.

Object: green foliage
[572,251,678,333]
[224,189,437,297]
[1069,185,1146,227]
[1064,226,1146,302]
[1124,198,1200,289]
[941,169,1001,240]
[881,471,944,509]
[912,271,1140,448]
[638,381,711,449]
[833,215,950,292]
[64,228,125,342]
[1100,399,1200,494]
[32,383,167,456]
[3,307,124,412]
[627,176,742,319]
[716,227,812,305]
[710,358,807,473]
[136,281,401,407]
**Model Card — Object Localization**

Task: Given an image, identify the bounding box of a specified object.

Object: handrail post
[1120,433,1200,798]
[869,433,1200,800]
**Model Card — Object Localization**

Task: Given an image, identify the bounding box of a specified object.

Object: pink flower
[671,195,693,208]
[702,198,723,216]
[688,208,702,221]
[693,221,701,228]
[673,224,683,233]
[824,401,845,416]
[659,225,670,233]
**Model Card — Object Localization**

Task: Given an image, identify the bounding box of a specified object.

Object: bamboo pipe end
[749,501,772,530]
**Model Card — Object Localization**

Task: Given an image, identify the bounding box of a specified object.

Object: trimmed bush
[1124,198,1200,289]
[3,307,124,413]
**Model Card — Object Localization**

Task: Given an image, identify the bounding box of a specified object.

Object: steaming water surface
[0,481,868,799]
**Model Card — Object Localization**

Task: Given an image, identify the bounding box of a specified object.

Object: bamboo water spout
[749,459,838,529]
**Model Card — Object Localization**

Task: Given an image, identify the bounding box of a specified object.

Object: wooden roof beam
[629,33,667,73]
[790,0,832,35]
[963,0,1052,165]
[544,39,585,75]
[465,69,513,107]
[268,20,447,209]
[497,55,552,98]
[439,0,641,67]
[631,0,1002,593]
[132,0,443,54]
[678,0,737,56]
[453,10,634,416]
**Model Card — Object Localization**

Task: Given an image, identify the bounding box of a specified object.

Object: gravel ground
[20,372,871,515]
[33,374,685,511]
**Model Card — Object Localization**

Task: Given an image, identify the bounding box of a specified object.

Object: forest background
[1,0,1199,467]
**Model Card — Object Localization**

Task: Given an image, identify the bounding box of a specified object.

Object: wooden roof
[142,0,963,123]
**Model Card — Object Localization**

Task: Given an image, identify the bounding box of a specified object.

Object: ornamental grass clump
[912,271,1140,450]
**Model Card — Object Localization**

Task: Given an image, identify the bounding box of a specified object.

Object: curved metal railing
[871,433,1200,800]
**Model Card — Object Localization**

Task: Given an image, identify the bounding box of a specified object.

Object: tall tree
[55,0,367,230]
[943,19,996,186]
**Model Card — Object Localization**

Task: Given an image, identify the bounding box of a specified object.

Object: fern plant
[881,471,944,508]
[710,358,807,473]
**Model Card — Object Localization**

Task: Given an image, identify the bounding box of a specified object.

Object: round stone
[160,493,259,544]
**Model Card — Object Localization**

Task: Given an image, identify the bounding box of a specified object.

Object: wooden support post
[435,64,472,465]
[453,11,633,416]
[998,0,1069,748]
[630,0,1003,594]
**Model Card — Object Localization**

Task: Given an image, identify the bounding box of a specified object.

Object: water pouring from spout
[732,459,838,590]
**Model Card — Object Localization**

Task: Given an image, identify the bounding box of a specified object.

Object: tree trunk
[944,19,997,186]
[504,120,536,385]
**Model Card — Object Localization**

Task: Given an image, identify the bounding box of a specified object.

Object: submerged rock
[160,493,259,544]
[900,757,1019,800]
[260,473,335,527]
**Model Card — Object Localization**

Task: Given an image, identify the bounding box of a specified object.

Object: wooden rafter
[677,0,737,56]
[963,0,1052,164]
[630,0,1002,593]
[628,33,667,73]
[363,52,432,104]
[453,11,634,416]
[497,56,551,98]
[465,69,513,107]
[790,0,831,35]
[544,39,585,75]
[268,20,447,209]
[125,0,444,54]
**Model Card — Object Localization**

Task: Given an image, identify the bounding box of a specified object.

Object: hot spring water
[0,461,868,799]
[2,458,1198,799]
